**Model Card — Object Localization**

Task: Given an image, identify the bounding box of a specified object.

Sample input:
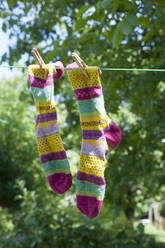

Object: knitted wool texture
[67,63,122,218]
[28,62,72,194]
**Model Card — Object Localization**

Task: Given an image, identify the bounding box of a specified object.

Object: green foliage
[0,76,40,207]
[0,76,79,207]
[0,1,165,246]
[0,180,158,248]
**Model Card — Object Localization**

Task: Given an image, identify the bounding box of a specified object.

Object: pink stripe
[29,75,54,88]
[40,150,67,163]
[37,113,57,123]
[77,171,105,186]
[74,86,102,100]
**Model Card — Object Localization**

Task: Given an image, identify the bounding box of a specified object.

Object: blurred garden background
[0,0,165,247]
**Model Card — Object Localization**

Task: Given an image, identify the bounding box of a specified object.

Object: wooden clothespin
[32,48,45,73]
[72,52,89,78]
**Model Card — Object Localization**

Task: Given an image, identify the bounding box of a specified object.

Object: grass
[144,224,165,243]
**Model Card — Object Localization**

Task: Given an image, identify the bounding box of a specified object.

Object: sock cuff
[28,63,57,79]
[28,61,64,84]
[28,63,59,113]
[66,65,101,90]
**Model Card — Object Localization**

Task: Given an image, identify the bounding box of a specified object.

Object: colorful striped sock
[28,62,72,194]
[66,62,122,218]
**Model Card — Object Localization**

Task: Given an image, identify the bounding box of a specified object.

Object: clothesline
[1,65,165,72]
[0,119,9,124]
[1,64,164,125]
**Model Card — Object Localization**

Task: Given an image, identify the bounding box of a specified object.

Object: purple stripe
[29,75,55,89]
[36,124,59,138]
[81,142,106,158]
[37,112,57,123]
[36,115,40,126]
[40,150,67,163]
[82,121,121,149]
[82,121,115,140]
[82,129,104,140]
[74,86,102,100]
[77,171,105,186]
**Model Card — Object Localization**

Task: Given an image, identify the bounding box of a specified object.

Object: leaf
[6,0,14,8]
[75,18,86,30]
[156,0,165,6]
[118,21,131,35]
[112,28,123,48]
[143,0,154,14]
[137,223,144,234]
[76,5,91,18]
[102,0,113,9]
[113,0,119,12]
[2,23,7,32]
[125,13,138,26]
[139,17,150,28]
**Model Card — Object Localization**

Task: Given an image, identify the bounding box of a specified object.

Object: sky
[0,19,23,80]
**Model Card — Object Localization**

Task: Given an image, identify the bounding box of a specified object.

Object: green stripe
[31,86,53,100]
[80,111,106,118]
[76,180,105,197]
[34,97,50,102]
[76,190,104,200]
[43,160,70,173]
[78,95,105,114]
[45,168,70,176]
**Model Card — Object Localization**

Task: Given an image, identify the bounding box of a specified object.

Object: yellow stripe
[36,102,56,114]
[82,120,111,130]
[37,133,64,155]
[80,115,106,122]
[79,154,106,178]
[36,102,56,107]
[83,139,107,148]
[67,66,99,73]
[39,108,56,114]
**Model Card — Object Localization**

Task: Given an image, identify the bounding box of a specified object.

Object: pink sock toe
[47,173,72,194]
[76,195,103,218]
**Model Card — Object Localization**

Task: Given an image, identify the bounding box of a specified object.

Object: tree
[0,76,39,207]
[0,0,165,218]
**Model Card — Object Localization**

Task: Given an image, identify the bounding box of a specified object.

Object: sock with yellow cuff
[28,61,72,194]
[67,62,122,218]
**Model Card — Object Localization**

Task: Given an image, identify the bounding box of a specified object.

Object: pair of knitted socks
[28,61,122,218]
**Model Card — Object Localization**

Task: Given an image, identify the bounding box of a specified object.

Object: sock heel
[104,121,122,150]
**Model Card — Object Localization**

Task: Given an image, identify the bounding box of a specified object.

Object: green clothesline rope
[0,119,9,124]
[1,65,165,72]
[0,65,164,126]
[0,65,27,69]
[99,68,165,72]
